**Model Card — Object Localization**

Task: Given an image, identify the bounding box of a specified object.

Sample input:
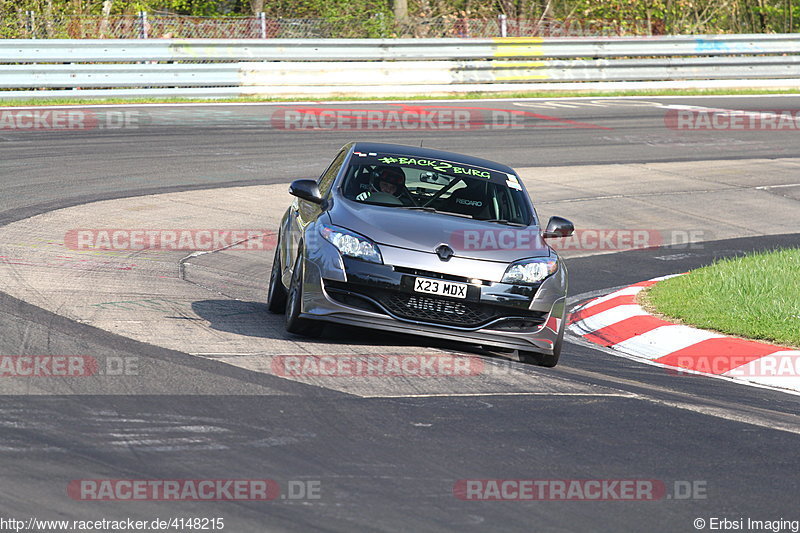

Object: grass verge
[0,88,798,107]
[641,248,800,348]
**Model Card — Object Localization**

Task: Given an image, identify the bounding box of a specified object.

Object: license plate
[413,277,467,299]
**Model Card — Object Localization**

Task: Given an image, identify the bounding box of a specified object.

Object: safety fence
[1,34,799,99]
[6,13,655,39]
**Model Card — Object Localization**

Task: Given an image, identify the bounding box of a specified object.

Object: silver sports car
[268,142,574,366]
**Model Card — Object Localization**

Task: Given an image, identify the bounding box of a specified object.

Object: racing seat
[442,182,492,219]
[344,167,374,199]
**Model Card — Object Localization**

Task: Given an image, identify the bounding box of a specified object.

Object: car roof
[350,142,516,175]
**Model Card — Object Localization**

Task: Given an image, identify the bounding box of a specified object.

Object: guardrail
[1,35,799,99]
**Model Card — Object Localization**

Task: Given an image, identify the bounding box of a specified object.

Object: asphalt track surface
[1,96,799,532]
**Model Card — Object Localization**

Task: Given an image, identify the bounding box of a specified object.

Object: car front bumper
[296,239,567,354]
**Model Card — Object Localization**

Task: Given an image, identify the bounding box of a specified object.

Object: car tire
[284,255,322,337]
[519,315,565,368]
[267,245,288,314]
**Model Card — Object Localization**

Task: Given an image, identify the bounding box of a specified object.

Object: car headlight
[320,223,382,264]
[501,258,558,284]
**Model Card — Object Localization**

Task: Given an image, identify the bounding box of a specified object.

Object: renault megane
[268,142,574,367]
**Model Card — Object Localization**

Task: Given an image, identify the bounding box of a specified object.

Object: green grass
[0,87,798,107]
[643,248,800,348]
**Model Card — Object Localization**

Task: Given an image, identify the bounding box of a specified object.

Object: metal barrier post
[260,12,267,39]
[26,11,36,38]
[499,14,507,38]
[138,11,149,39]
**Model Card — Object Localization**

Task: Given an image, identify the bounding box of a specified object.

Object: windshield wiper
[401,206,438,212]
[483,219,528,227]
[400,206,474,219]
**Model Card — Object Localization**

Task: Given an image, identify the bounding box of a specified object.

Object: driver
[356,166,406,202]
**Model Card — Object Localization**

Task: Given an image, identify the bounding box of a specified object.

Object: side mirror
[289,179,324,205]
[542,216,574,239]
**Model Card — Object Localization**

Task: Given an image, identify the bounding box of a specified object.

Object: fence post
[260,12,267,38]
[498,14,507,37]
[138,11,149,39]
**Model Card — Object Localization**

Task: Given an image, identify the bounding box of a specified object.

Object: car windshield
[340,152,534,225]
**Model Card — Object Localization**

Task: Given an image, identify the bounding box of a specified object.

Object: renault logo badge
[435,245,454,262]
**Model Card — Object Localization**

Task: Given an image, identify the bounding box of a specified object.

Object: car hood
[328,199,550,262]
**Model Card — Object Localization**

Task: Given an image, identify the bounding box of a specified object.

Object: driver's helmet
[372,166,405,191]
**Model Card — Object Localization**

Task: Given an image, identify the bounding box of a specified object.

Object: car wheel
[519,315,565,368]
[284,255,321,337]
[267,244,287,314]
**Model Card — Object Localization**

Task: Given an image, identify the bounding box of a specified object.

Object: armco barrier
[1,35,800,99]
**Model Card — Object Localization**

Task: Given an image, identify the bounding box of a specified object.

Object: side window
[317,150,346,197]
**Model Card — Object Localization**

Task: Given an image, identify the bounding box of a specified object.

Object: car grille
[381,292,495,327]
[392,266,488,285]
[325,281,545,329]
